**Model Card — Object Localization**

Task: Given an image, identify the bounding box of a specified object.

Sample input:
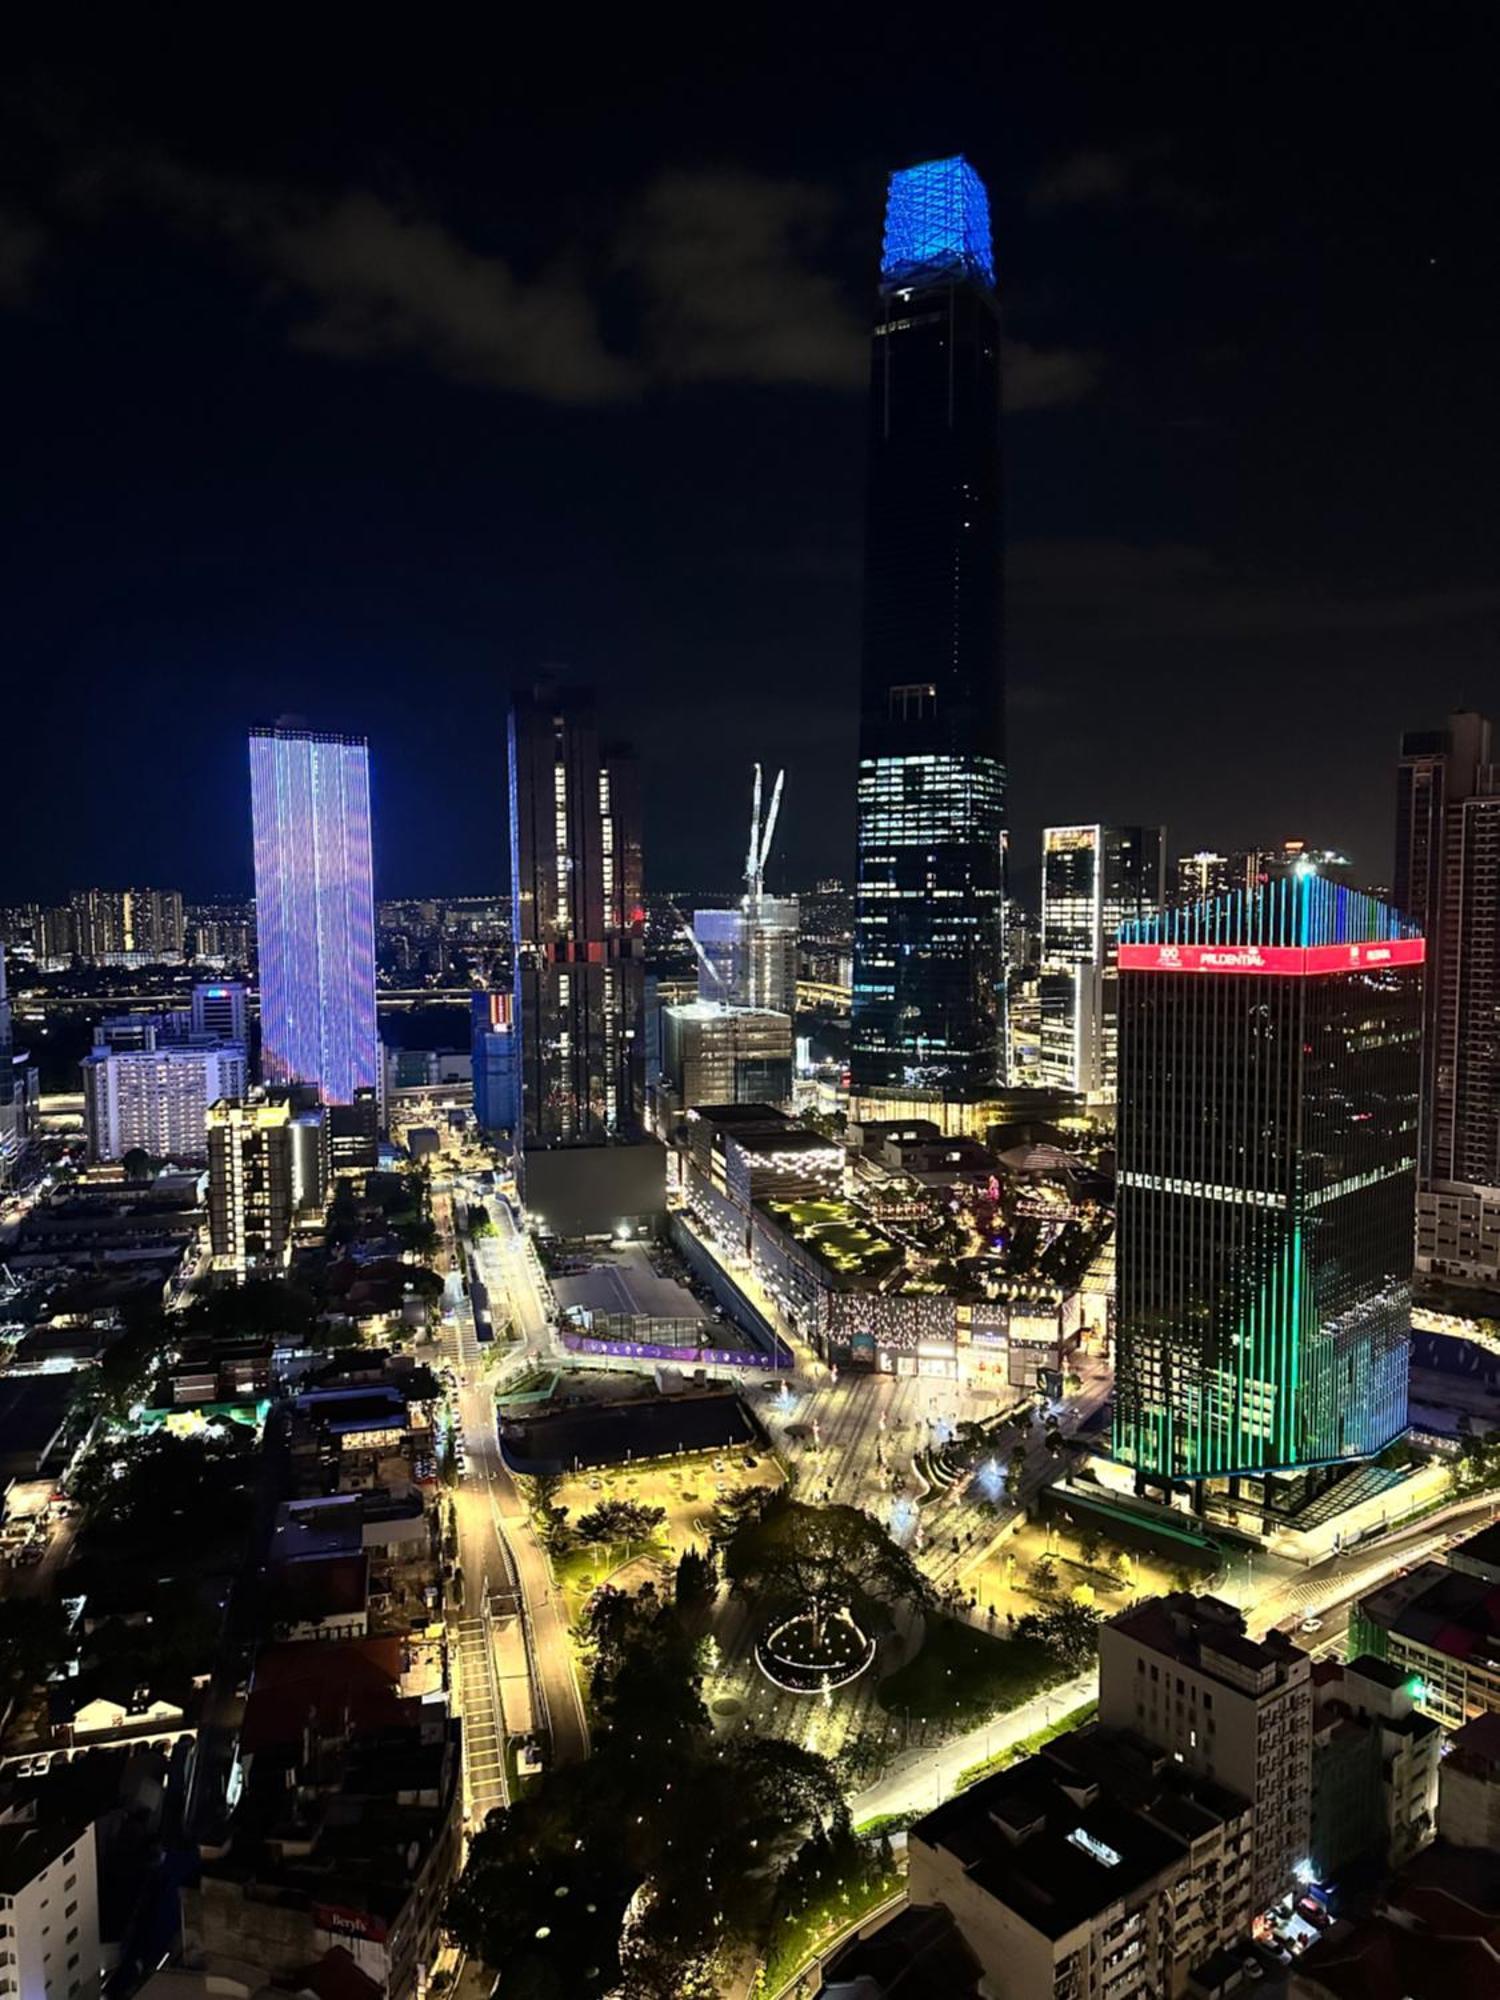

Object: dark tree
[674,1545,717,1613]
[1016,1599,1101,1671]
[721,1494,933,1643]
[0,1599,70,1715]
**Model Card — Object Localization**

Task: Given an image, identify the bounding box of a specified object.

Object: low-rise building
[182,1707,460,2000]
[1309,1655,1438,1878]
[1291,1841,1500,1999]
[1438,1711,1500,1849]
[1099,1594,1313,1910]
[905,1726,1255,2000]
[1350,1523,1500,1729]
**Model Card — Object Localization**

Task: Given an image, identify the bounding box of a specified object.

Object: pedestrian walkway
[455,1611,508,1822]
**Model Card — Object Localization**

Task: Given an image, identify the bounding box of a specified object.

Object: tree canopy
[446,1578,846,1996]
[720,1494,933,1633]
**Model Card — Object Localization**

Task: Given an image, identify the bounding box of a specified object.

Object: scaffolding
[880,153,995,290]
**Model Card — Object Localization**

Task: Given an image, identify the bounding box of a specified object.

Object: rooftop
[912,1752,1188,1940]
[1360,1560,1500,1673]
[760,1196,904,1289]
[0,1821,88,1897]
[1105,1593,1309,1692]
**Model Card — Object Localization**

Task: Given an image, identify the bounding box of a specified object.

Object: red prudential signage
[1118,938,1426,977]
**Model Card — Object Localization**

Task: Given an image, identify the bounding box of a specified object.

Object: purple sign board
[560,1332,789,1371]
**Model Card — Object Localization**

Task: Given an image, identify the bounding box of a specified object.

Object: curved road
[449,1184,589,1770]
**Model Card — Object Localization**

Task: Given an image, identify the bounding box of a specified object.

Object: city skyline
[7,19,1500,899]
[9,24,1500,2000]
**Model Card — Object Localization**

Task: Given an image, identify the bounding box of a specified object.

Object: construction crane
[668,897,727,993]
[745,761,785,905]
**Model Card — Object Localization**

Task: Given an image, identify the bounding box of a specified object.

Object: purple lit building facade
[250,726,378,1105]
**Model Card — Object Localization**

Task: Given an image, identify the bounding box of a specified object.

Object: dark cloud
[0,206,45,301]
[1008,538,1500,640]
[1028,143,1214,221]
[624,169,863,389]
[38,138,1102,411]
[1005,338,1102,411]
[1029,149,1134,209]
[266,193,636,403]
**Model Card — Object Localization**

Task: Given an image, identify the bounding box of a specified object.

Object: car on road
[1299,1616,1323,1634]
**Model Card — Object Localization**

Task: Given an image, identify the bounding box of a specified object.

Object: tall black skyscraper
[851,156,1006,1111]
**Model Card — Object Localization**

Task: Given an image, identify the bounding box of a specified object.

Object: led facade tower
[1112,874,1423,1487]
[250,726,378,1106]
[851,156,1006,1105]
[508,688,644,1146]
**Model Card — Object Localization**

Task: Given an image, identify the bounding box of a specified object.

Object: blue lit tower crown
[851,156,1006,1107]
[1112,872,1424,1487]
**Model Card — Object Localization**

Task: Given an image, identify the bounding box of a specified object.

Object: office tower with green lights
[1112,872,1423,1492]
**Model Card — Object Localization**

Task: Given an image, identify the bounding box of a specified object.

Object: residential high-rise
[1038,824,1163,1097]
[250,726,378,1107]
[37,887,185,965]
[207,1097,295,1276]
[904,1723,1256,2000]
[0,946,17,1183]
[1112,873,1422,1491]
[1099,1593,1313,1910]
[82,1042,248,1163]
[851,156,1006,1110]
[508,688,644,1146]
[1395,709,1500,1283]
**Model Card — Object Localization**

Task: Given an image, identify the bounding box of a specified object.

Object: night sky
[5,12,1500,902]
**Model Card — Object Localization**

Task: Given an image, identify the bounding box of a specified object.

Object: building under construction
[658,765,798,1122]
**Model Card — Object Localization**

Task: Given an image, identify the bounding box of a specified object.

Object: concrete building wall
[0,1824,103,2000]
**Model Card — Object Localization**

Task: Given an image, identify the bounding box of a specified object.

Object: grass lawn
[877,1616,1066,1728]
[759,1864,904,1994]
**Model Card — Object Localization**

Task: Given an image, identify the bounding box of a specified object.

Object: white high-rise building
[1038,823,1163,1098]
[82,1043,247,1163]
[1099,1594,1312,1910]
[0,1818,101,2000]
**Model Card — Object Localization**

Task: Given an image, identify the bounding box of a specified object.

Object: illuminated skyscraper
[1396,710,1500,1284]
[1038,823,1163,1096]
[250,726,378,1107]
[508,688,644,1146]
[851,156,1006,1108]
[1112,874,1422,1494]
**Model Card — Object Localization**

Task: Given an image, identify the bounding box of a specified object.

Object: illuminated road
[449,1182,589,1771]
